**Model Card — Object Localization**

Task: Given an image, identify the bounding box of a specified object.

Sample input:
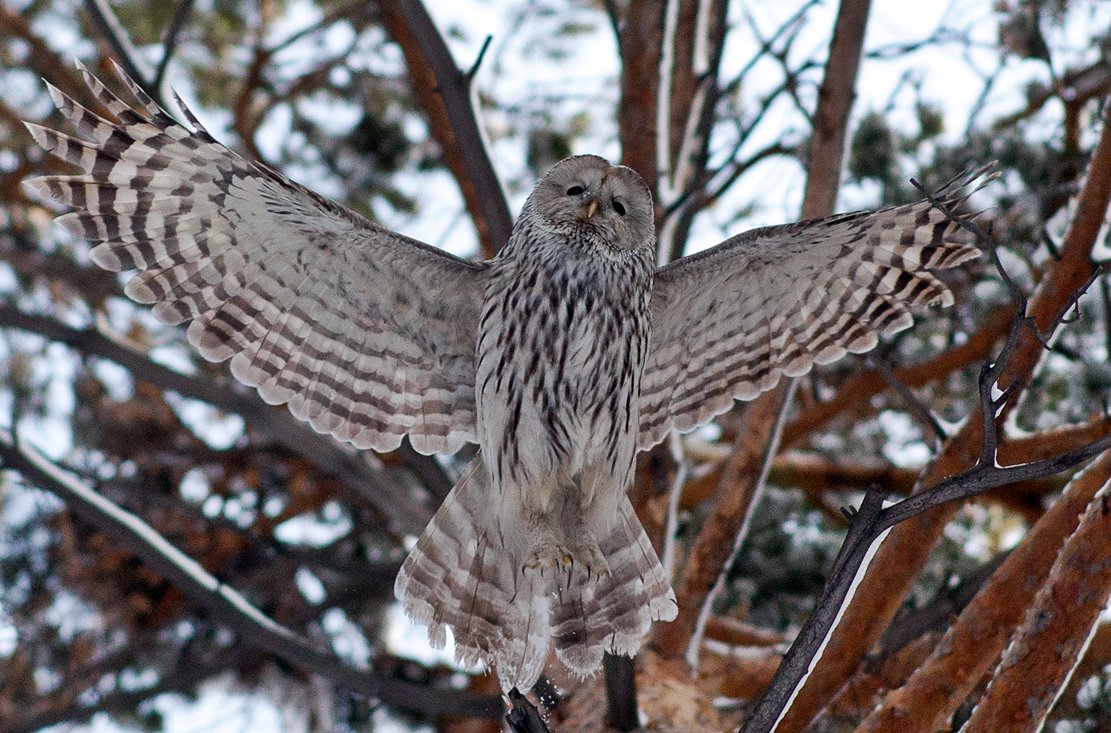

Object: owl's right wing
[24,63,487,455]
[638,166,992,450]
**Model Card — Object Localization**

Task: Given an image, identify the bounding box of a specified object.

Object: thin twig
[870,356,948,442]
[466,34,494,82]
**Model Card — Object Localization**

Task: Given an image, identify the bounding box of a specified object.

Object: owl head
[526,154,656,254]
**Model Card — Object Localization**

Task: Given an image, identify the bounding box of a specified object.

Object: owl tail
[550,497,678,677]
[394,456,551,691]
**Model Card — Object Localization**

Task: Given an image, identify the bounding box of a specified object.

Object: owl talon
[524,537,572,577]
[567,537,609,582]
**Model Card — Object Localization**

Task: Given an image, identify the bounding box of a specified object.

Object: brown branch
[232,42,268,162]
[1049,623,1111,721]
[768,98,1111,733]
[856,449,1111,732]
[617,0,664,198]
[960,464,1111,732]
[1001,416,1111,464]
[380,1,511,257]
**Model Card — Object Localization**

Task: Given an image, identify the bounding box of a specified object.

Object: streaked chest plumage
[475,232,653,498]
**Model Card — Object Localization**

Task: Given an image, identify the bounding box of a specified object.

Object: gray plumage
[24,62,986,691]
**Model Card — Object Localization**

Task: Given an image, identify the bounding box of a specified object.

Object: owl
[24,62,985,691]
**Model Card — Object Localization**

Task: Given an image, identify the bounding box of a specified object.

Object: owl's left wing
[637,167,991,450]
[24,63,487,456]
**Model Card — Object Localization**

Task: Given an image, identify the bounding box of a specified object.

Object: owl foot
[569,539,610,582]
[523,533,573,577]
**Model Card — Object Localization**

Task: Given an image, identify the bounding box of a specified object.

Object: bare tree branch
[0,433,502,720]
[800,0,872,218]
[604,653,640,731]
[0,304,433,533]
[381,0,512,257]
[154,0,196,90]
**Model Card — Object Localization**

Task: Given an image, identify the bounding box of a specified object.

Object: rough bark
[960,462,1111,733]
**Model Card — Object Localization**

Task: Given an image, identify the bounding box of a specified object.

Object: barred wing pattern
[25,63,487,455]
[638,168,990,449]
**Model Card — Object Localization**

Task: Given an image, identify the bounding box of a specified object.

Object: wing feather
[638,166,992,449]
[25,61,486,455]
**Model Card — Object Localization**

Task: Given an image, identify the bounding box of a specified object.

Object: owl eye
[566,185,585,196]
[613,200,627,216]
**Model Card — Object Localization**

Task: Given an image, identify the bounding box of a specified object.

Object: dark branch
[604,653,640,731]
[876,551,1010,658]
[154,0,196,90]
[82,0,166,108]
[0,433,502,720]
[0,304,433,533]
[506,688,552,733]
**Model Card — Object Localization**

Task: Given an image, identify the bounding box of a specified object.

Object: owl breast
[475,242,653,511]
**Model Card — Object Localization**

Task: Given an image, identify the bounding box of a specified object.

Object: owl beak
[585,198,600,219]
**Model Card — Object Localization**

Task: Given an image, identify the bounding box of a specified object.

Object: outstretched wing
[638,167,991,449]
[24,62,487,455]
